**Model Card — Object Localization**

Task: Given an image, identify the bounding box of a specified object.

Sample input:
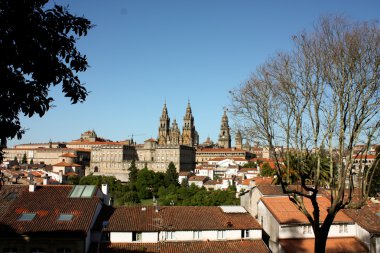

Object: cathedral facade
[157,102,199,147]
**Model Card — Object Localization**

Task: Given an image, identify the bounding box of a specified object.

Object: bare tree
[230,16,380,253]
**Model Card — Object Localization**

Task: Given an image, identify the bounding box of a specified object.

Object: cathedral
[157,102,199,147]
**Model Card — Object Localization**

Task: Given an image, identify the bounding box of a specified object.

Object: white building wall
[354,224,371,251]
[110,232,132,243]
[258,201,280,253]
[279,223,355,239]
[143,232,158,242]
[170,231,193,241]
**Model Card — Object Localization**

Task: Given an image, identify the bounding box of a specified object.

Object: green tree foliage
[243,161,257,168]
[165,162,179,187]
[128,160,138,184]
[0,0,92,153]
[29,158,34,165]
[21,153,27,164]
[79,170,239,207]
[260,162,275,177]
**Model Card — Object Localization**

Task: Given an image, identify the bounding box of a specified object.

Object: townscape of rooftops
[1,102,379,252]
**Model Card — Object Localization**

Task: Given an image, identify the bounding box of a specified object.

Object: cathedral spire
[218,110,231,148]
[182,101,197,146]
[158,103,170,145]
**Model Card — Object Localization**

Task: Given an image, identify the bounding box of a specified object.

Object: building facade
[157,102,199,147]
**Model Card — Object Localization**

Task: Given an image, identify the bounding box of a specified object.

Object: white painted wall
[110,232,132,243]
[143,232,158,242]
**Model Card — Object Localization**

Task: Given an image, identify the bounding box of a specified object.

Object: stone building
[90,139,195,182]
[218,110,231,148]
[157,102,199,147]
[3,146,90,166]
[89,103,198,181]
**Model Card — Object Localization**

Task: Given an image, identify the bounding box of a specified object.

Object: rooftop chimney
[29,183,36,192]
[101,184,108,195]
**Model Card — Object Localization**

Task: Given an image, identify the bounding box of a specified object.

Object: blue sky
[8,0,380,147]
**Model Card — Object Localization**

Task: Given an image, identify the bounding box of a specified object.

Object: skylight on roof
[18,213,36,221]
[219,206,247,213]
[58,214,73,221]
[69,185,96,198]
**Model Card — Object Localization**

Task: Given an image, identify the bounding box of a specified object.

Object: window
[132,232,142,242]
[193,231,202,240]
[3,248,17,253]
[217,230,225,239]
[339,224,348,233]
[18,213,36,221]
[241,230,250,238]
[303,225,312,234]
[57,214,73,221]
[164,231,174,240]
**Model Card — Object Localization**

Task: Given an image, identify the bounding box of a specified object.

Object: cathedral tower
[235,130,242,149]
[182,101,197,147]
[169,119,181,145]
[158,103,170,145]
[218,110,231,148]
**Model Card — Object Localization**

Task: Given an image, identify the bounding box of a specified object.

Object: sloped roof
[279,237,368,253]
[59,153,78,158]
[256,185,286,196]
[260,196,353,224]
[0,185,101,235]
[188,176,208,182]
[105,206,261,232]
[343,199,380,234]
[53,161,82,167]
[94,240,270,253]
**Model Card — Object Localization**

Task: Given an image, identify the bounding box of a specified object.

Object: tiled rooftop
[94,240,270,253]
[0,185,101,235]
[343,199,380,233]
[261,196,353,224]
[279,237,368,253]
[105,206,261,232]
[256,185,286,196]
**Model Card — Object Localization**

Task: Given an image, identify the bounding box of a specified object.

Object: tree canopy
[230,16,380,253]
[0,0,92,152]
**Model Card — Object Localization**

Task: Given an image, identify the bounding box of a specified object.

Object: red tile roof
[94,240,270,253]
[188,176,208,182]
[256,185,285,196]
[279,237,368,253]
[197,148,247,153]
[0,185,101,235]
[343,199,380,233]
[261,196,353,224]
[59,153,78,158]
[105,206,261,232]
[53,161,82,167]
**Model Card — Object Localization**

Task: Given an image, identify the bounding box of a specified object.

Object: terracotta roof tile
[105,206,261,232]
[53,161,82,167]
[59,153,78,158]
[261,196,353,224]
[188,176,208,182]
[94,240,270,253]
[279,237,368,253]
[197,148,247,153]
[343,200,380,233]
[0,185,101,235]
[256,185,285,196]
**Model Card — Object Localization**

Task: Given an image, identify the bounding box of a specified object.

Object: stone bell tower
[218,110,231,148]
